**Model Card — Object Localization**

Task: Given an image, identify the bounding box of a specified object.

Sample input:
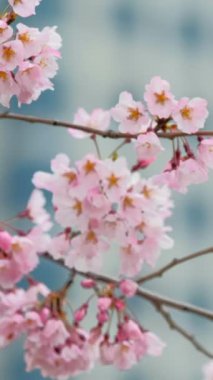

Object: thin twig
[1,112,213,140]
[155,305,213,359]
[91,135,102,159]
[137,246,213,284]
[109,139,130,158]
[43,253,213,321]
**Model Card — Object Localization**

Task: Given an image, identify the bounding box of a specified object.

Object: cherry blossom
[172,97,208,133]
[0,1,211,375]
[144,76,175,119]
[25,320,96,379]
[0,20,13,44]
[119,279,138,298]
[8,0,42,18]
[203,361,213,380]
[0,40,24,70]
[198,138,213,169]
[0,231,39,289]
[24,189,52,231]
[69,108,110,138]
[111,91,150,133]
[0,69,18,106]
[135,131,164,162]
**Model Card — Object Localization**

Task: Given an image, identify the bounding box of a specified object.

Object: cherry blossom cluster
[0,74,213,377]
[0,1,213,378]
[32,153,173,275]
[0,276,165,379]
[70,76,213,194]
[0,0,61,107]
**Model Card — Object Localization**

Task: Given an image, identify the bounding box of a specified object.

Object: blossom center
[154,91,169,105]
[2,46,15,62]
[142,185,153,199]
[180,106,192,120]
[123,195,134,209]
[72,199,82,216]
[127,107,142,121]
[0,27,6,35]
[107,173,119,188]
[14,0,23,5]
[63,171,77,182]
[0,71,7,81]
[18,32,30,44]
[86,230,97,244]
[83,160,96,174]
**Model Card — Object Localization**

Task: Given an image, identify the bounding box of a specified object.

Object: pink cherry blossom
[100,339,116,365]
[135,131,164,162]
[0,40,24,70]
[0,70,18,107]
[74,304,88,323]
[145,331,166,356]
[203,361,213,380]
[156,157,208,193]
[0,21,13,44]
[97,297,112,311]
[176,157,208,190]
[48,232,71,261]
[0,313,25,348]
[172,97,208,133]
[96,157,130,202]
[144,76,175,118]
[16,23,42,59]
[81,279,96,288]
[25,320,96,378]
[9,0,42,17]
[69,108,110,138]
[111,91,150,133]
[0,233,39,289]
[198,138,213,169]
[15,61,53,105]
[104,319,150,370]
[0,230,12,252]
[39,26,62,50]
[0,283,49,348]
[25,189,52,231]
[119,236,144,277]
[65,229,109,272]
[119,279,138,298]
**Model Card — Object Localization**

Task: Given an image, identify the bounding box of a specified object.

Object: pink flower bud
[97,310,109,324]
[97,297,112,311]
[119,279,138,298]
[80,279,96,289]
[0,230,12,251]
[114,298,126,311]
[74,304,88,323]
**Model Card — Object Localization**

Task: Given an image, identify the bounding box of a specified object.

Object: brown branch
[43,253,213,321]
[137,246,213,284]
[1,112,213,140]
[155,305,213,359]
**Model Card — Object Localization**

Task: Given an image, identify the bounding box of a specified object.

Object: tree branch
[137,246,213,284]
[1,112,213,140]
[43,253,213,321]
[155,305,213,359]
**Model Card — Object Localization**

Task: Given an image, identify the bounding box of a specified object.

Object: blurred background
[0,0,212,379]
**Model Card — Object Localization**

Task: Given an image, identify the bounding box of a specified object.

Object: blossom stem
[155,305,213,358]
[1,112,213,140]
[137,246,213,284]
[90,135,102,159]
[43,253,213,321]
